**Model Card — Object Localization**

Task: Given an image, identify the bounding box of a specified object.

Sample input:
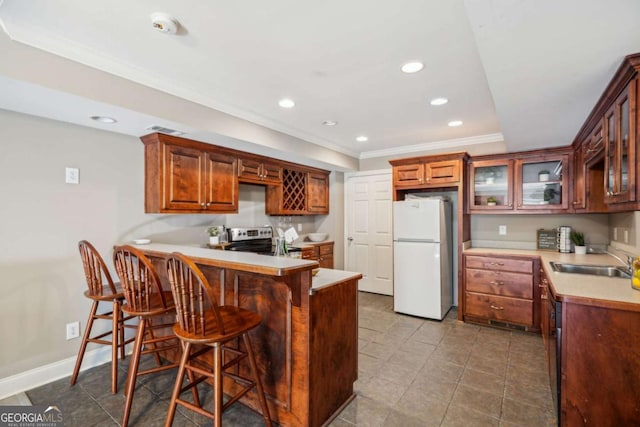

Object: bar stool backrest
[113,245,170,313]
[166,252,226,336]
[78,240,118,297]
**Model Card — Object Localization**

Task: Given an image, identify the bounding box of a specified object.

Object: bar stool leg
[214,343,223,427]
[165,342,192,427]
[122,318,146,427]
[243,334,272,427]
[117,300,126,360]
[111,299,119,394]
[70,300,98,387]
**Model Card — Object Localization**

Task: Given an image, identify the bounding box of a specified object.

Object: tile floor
[9,292,556,426]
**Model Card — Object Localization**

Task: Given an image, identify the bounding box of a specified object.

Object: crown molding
[359,133,504,159]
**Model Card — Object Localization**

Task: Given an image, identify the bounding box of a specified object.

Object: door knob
[347,237,354,242]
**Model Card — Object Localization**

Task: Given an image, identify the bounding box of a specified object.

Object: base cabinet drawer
[465,292,533,327]
[465,255,533,274]
[465,269,533,298]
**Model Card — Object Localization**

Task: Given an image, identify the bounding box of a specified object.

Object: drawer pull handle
[489,262,504,266]
[541,294,548,300]
[490,304,504,310]
[489,281,504,286]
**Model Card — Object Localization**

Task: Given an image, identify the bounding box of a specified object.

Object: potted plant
[487,196,497,206]
[570,231,586,254]
[538,170,550,182]
[207,226,220,245]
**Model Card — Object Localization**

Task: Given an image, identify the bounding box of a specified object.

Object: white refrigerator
[393,197,452,320]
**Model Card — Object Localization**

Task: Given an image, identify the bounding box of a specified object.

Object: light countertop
[311,268,362,293]
[128,242,318,275]
[465,247,640,308]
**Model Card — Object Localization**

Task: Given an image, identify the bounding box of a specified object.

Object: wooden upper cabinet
[393,159,460,188]
[604,81,636,205]
[393,163,424,187]
[238,158,282,185]
[205,152,239,211]
[514,154,570,211]
[142,133,330,215]
[307,172,330,214]
[266,168,330,215]
[142,135,239,214]
[161,143,206,211]
[469,159,514,211]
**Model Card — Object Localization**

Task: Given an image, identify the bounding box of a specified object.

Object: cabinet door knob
[200,203,206,207]
[206,202,211,207]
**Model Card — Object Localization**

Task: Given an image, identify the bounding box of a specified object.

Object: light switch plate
[65,167,79,184]
[499,225,507,236]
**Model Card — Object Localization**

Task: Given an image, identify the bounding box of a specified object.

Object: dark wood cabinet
[266,168,330,215]
[238,157,282,185]
[307,172,330,214]
[469,152,570,214]
[561,301,640,425]
[514,154,570,212]
[469,159,514,211]
[392,158,461,188]
[463,254,540,331]
[301,242,334,269]
[142,134,238,213]
[142,133,330,215]
[571,53,640,213]
[604,81,636,205]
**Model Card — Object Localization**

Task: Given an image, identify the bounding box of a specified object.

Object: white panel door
[345,171,393,295]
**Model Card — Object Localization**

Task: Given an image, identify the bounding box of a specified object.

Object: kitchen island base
[140,244,360,427]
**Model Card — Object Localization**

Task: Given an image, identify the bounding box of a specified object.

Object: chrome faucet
[607,249,634,272]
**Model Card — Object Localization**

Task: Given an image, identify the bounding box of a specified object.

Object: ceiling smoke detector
[150,13,179,34]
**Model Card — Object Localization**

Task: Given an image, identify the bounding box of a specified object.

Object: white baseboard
[0,346,114,401]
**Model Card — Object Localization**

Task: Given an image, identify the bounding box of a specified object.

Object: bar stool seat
[164,252,272,427]
[71,240,134,394]
[114,245,186,427]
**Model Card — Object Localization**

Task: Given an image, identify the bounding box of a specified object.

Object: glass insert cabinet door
[517,158,566,209]
[470,160,513,210]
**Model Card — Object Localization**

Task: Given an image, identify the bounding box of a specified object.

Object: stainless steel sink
[549,262,632,279]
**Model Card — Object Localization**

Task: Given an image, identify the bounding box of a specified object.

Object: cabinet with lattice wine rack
[267,168,306,214]
[266,168,330,215]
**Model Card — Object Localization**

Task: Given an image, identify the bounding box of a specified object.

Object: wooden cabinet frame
[142,133,330,215]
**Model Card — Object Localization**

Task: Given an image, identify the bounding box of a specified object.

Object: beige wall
[0,109,339,381]
[471,214,610,249]
[609,211,640,255]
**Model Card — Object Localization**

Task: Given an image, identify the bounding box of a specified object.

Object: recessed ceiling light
[448,120,463,127]
[401,61,424,74]
[356,136,369,142]
[322,120,338,126]
[278,98,295,108]
[90,116,117,124]
[430,97,449,106]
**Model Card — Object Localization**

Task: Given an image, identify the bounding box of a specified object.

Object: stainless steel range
[226,226,274,254]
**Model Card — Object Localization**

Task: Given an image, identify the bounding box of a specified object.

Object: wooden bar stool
[71,240,134,394]
[164,252,272,427]
[113,245,185,427]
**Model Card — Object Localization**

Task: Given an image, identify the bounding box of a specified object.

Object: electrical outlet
[499,225,507,236]
[613,227,618,241]
[297,223,302,232]
[66,321,80,340]
[65,167,79,184]
[624,229,629,244]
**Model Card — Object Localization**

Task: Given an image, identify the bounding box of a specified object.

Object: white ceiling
[0,0,639,166]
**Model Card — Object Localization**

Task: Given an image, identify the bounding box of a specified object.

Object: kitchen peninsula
[135,243,361,427]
